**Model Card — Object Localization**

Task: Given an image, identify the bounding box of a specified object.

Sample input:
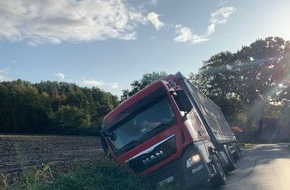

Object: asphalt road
[200,143,290,190]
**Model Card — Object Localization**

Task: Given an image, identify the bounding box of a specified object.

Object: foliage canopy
[190,36,290,140]
[0,80,119,135]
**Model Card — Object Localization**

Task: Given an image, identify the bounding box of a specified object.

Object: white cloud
[147,12,164,31]
[218,0,228,7]
[83,80,104,87]
[0,68,10,74]
[55,72,65,80]
[0,75,8,82]
[82,80,118,89]
[0,68,10,81]
[173,25,208,44]
[0,0,147,45]
[149,0,159,6]
[207,6,237,35]
[108,83,119,88]
[173,6,236,44]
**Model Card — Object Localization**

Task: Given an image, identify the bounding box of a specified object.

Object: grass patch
[240,143,255,149]
[6,159,176,190]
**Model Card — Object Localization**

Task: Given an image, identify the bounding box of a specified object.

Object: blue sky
[1,0,290,98]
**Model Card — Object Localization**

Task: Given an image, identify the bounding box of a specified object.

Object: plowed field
[0,135,104,174]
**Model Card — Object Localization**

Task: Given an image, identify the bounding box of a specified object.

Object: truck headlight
[186,154,201,168]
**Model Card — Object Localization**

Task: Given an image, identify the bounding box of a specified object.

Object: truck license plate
[158,176,174,186]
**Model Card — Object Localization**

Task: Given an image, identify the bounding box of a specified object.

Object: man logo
[142,150,165,165]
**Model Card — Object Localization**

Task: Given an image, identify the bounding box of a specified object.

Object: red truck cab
[101,73,239,189]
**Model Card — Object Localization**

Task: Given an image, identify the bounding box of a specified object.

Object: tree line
[0,80,119,135]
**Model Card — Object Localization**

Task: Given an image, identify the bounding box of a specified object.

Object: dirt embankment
[0,135,105,174]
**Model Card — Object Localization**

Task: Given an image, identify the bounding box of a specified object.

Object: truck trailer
[100,72,241,189]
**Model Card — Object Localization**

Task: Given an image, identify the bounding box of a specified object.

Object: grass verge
[4,159,176,190]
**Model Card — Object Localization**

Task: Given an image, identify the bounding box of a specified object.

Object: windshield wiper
[118,140,143,153]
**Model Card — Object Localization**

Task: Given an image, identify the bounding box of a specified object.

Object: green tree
[189,51,243,122]
[190,37,290,139]
[0,80,119,135]
[235,37,290,136]
[121,71,167,101]
[52,105,91,134]
[91,88,119,133]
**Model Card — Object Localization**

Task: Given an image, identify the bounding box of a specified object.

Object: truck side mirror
[172,90,193,113]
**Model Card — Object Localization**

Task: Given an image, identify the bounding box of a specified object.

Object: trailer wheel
[225,146,236,171]
[210,154,226,187]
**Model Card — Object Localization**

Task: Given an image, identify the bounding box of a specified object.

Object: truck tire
[210,154,226,187]
[233,143,241,160]
[225,146,236,171]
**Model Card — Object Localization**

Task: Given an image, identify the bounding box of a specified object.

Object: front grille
[126,135,176,173]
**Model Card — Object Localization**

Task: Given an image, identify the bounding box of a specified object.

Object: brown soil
[0,135,105,174]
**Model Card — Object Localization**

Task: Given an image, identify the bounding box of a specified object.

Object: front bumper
[148,146,212,189]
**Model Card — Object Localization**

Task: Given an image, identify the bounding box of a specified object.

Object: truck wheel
[210,154,226,187]
[233,143,241,160]
[225,146,237,171]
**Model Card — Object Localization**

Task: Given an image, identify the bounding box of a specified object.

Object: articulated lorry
[101,72,241,189]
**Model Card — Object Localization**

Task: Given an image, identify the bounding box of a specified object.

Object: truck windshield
[106,91,176,156]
